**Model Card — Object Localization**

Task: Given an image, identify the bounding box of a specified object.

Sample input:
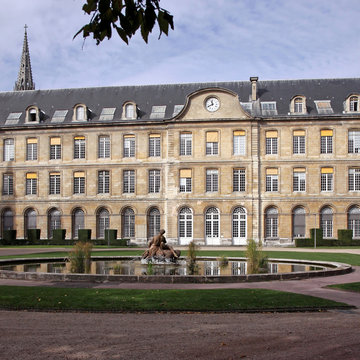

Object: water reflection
[0,259,326,276]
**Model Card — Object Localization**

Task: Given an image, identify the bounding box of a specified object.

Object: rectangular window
[321,168,333,191]
[206,132,219,155]
[349,168,360,191]
[261,102,277,115]
[149,169,160,193]
[4,139,15,161]
[320,130,333,154]
[348,131,360,153]
[2,174,13,195]
[206,169,218,192]
[293,130,305,154]
[49,173,60,195]
[293,168,306,192]
[26,138,38,161]
[123,170,135,193]
[180,133,192,156]
[233,131,246,155]
[74,136,85,159]
[149,134,161,157]
[179,169,192,193]
[233,168,245,192]
[265,131,278,155]
[74,172,85,194]
[98,170,110,194]
[98,136,110,158]
[123,135,135,158]
[26,173,37,195]
[266,168,278,192]
[50,137,61,160]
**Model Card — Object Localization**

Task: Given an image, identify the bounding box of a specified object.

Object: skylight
[172,105,184,117]
[261,102,278,116]
[5,112,22,125]
[150,105,166,119]
[315,101,333,114]
[99,107,116,121]
[52,110,68,122]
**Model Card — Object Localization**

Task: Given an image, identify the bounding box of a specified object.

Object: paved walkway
[1,246,360,307]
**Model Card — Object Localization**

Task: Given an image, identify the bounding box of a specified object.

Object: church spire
[14,25,35,91]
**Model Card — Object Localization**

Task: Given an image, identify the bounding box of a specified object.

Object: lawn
[327,282,360,293]
[0,286,351,312]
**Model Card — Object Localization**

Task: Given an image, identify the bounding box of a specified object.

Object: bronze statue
[142,229,181,261]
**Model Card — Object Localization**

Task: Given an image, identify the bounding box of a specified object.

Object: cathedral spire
[14,25,35,91]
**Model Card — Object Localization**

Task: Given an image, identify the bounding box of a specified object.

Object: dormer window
[26,106,40,123]
[73,104,87,121]
[122,102,137,119]
[290,96,306,115]
[350,96,359,112]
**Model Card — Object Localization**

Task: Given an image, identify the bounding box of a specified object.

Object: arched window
[178,207,193,245]
[48,208,61,238]
[2,208,13,235]
[122,207,135,238]
[97,208,109,239]
[265,207,278,239]
[75,106,85,121]
[232,207,247,245]
[321,207,333,238]
[205,207,220,245]
[350,96,359,112]
[292,207,305,238]
[72,208,84,239]
[147,207,160,239]
[125,104,135,118]
[24,208,37,237]
[348,206,360,238]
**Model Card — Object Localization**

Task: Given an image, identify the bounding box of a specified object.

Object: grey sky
[1,0,360,91]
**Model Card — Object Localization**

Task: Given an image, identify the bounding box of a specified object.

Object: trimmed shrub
[338,229,352,246]
[78,229,91,242]
[2,230,17,245]
[52,229,66,244]
[310,228,323,245]
[105,229,117,245]
[27,229,40,244]
[295,238,313,247]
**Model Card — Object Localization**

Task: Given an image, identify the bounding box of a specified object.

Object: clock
[205,97,220,112]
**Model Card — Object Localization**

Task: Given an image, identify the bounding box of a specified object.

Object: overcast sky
[1,0,360,91]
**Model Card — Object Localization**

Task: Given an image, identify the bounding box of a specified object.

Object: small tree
[187,241,199,275]
[245,239,268,274]
[68,241,93,274]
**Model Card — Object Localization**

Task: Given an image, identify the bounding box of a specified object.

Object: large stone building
[1,29,360,245]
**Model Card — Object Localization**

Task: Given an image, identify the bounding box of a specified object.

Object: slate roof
[1,77,360,127]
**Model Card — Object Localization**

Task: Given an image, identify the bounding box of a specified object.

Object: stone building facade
[1,30,360,245]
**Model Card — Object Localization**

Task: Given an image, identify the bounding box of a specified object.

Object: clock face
[205,97,220,112]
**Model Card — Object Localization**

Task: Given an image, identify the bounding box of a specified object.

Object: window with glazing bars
[123,136,135,157]
[321,171,333,191]
[74,173,85,194]
[206,132,218,155]
[293,131,305,154]
[98,170,110,193]
[265,132,278,155]
[320,130,333,154]
[180,133,192,156]
[97,209,109,238]
[265,210,278,238]
[148,170,160,193]
[149,135,161,157]
[350,96,359,112]
[50,138,61,160]
[266,175,278,192]
[349,168,360,191]
[348,207,360,238]
[74,137,85,159]
[2,174,13,195]
[4,139,14,161]
[179,169,192,192]
[123,208,135,237]
[49,173,60,194]
[232,207,246,238]
[205,207,219,238]
[26,176,37,195]
[123,170,135,193]
[26,139,37,160]
[179,207,192,238]
[293,170,306,192]
[98,136,110,158]
[233,131,246,155]
[348,131,360,153]
[233,169,245,192]
[206,169,218,192]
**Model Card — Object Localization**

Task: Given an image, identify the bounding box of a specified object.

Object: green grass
[0,286,350,312]
[327,282,360,293]
[1,249,359,265]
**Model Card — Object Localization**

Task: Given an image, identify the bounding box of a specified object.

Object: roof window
[261,102,278,115]
[5,112,22,125]
[99,107,116,121]
[52,110,68,123]
[315,101,333,114]
[172,105,184,117]
[150,105,166,119]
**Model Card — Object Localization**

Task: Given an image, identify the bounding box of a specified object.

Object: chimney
[250,76,258,101]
